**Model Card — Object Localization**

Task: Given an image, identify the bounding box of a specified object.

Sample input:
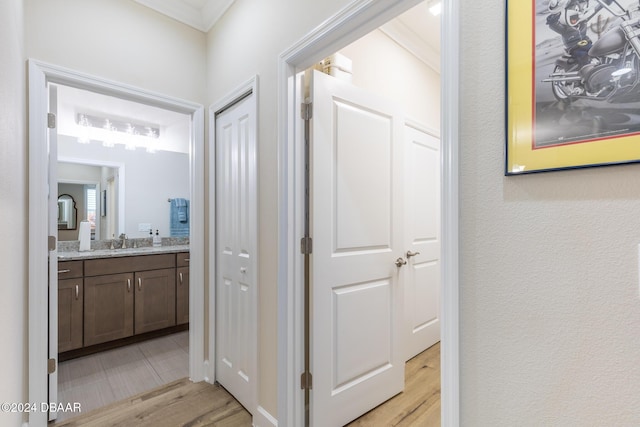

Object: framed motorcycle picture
[506,0,640,175]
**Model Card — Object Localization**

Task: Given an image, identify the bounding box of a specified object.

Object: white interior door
[310,70,405,427]
[48,84,59,422]
[404,124,441,361]
[215,92,257,415]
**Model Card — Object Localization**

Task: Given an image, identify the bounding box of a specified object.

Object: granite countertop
[58,245,190,261]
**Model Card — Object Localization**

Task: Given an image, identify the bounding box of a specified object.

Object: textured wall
[0,1,26,426]
[459,1,640,425]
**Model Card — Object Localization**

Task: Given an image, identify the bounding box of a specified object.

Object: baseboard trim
[253,405,278,427]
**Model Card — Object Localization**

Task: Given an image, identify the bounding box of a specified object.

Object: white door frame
[276,0,460,426]
[207,75,259,411]
[28,59,206,427]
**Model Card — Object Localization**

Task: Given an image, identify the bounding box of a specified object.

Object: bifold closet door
[215,92,257,415]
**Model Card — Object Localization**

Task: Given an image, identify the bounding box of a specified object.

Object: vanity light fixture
[75,113,160,148]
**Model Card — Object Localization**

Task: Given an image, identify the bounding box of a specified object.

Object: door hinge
[300,371,313,390]
[48,235,57,251]
[47,113,56,129]
[47,358,56,374]
[300,236,313,255]
[301,102,313,120]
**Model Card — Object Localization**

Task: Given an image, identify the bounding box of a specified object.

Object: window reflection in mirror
[58,183,99,241]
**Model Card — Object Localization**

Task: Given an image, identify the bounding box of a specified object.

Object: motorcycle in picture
[544,0,640,104]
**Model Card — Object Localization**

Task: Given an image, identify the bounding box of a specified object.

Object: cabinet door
[58,278,83,352]
[176,266,189,325]
[135,268,176,334]
[84,273,134,346]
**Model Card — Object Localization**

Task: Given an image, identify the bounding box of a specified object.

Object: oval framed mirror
[57,194,77,230]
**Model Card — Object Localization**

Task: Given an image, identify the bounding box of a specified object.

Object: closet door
[215,91,258,415]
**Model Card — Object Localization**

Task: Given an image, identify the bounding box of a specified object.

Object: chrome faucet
[119,233,127,249]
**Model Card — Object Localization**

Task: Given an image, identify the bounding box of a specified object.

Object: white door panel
[215,93,257,414]
[404,125,441,361]
[48,84,59,422]
[311,70,404,427]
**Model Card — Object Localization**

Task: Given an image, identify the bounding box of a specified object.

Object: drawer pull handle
[184,258,190,263]
[75,285,79,300]
[58,269,71,274]
[138,277,142,291]
[127,278,131,292]
[179,272,183,284]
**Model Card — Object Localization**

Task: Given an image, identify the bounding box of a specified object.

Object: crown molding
[380,18,440,73]
[134,0,234,33]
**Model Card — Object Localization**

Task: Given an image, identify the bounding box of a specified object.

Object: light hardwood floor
[53,341,440,426]
[346,342,441,426]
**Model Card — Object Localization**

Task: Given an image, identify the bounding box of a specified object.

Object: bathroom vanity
[57,246,189,359]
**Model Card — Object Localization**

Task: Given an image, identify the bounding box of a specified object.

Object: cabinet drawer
[84,253,176,276]
[58,260,83,279]
[176,252,190,267]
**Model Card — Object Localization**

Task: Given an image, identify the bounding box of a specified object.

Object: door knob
[395,257,407,267]
[406,250,420,259]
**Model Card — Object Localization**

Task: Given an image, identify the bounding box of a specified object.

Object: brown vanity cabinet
[134,268,176,334]
[58,261,84,352]
[176,252,190,325]
[59,251,188,354]
[83,272,134,346]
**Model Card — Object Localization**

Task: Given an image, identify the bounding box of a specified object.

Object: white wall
[25,0,207,105]
[0,1,26,426]
[58,135,190,239]
[338,29,440,131]
[460,1,640,425]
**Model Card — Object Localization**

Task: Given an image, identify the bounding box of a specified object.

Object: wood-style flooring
[53,341,440,427]
[52,378,251,427]
[346,342,441,426]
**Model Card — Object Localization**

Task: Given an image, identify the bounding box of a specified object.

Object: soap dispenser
[153,229,161,247]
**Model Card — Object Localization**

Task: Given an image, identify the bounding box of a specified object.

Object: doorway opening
[53,83,193,423]
[277,0,459,425]
[27,60,206,426]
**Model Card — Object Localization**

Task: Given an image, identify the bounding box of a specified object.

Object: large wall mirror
[56,84,190,243]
